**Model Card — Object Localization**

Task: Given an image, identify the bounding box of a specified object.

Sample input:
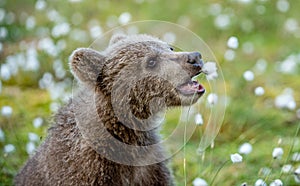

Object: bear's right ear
[69,48,105,86]
[109,34,127,45]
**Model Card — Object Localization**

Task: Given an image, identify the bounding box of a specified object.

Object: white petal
[272,147,284,159]
[192,177,208,186]
[195,113,204,125]
[238,143,252,155]
[227,36,239,49]
[230,153,243,163]
[4,144,15,153]
[254,179,267,186]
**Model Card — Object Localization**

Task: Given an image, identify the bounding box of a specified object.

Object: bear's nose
[187,52,203,68]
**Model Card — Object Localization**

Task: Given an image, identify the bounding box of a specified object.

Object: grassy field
[1,0,300,185]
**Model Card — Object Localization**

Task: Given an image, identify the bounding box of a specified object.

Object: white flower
[224,49,236,61]
[214,14,230,29]
[254,87,265,96]
[272,147,284,159]
[270,179,283,186]
[254,58,267,74]
[1,106,13,117]
[35,0,47,10]
[240,182,247,186]
[238,143,252,155]
[207,71,218,80]
[33,117,43,128]
[275,88,296,110]
[242,42,254,54]
[295,167,300,183]
[277,56,297,74]
[28,132,39,142]
[243,70,254,81]
[0,128,5,141]
[227,36,239,49]
[255,179,267,186]
[281,164,293,173]
[118,12,131,25]
[276,0,289,13]
[26,142,36,155]
[284,18,298,33]
[207,93,218,105]
[192,177,208,186]
[0,64,11,80]
[89,25,102,39]
[52,22,70,38]
[202,62,218,80]
[26,16,35,30]
[4,144,15,153]
[230,153,243,163]
[292,152,300,162]
[195,113,204,125]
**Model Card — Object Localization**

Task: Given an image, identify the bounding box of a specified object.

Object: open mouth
[177,79,205,96]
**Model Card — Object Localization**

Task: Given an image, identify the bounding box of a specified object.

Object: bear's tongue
[178,80,205,95]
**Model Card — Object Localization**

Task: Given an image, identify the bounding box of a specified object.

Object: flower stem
[281,121,300,180]
[210,159,230,185]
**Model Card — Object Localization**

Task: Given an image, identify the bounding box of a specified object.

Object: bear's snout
[187,52,203,68]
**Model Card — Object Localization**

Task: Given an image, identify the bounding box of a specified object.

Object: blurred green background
[1,0,300,185]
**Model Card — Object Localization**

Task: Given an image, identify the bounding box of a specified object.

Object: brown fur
[14,34,204,185]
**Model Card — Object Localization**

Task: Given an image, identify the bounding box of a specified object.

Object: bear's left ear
[69,48,105,86]
[109,34,127,46]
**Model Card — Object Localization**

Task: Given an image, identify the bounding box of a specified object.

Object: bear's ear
[109,34,127,45]
[69,48,105,86]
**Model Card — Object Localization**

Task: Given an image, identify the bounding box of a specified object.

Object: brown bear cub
[15,34,205,185]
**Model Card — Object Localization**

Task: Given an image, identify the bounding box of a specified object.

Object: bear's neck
[94,89,160,146]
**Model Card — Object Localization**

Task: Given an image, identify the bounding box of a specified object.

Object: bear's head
[69,34,205,122]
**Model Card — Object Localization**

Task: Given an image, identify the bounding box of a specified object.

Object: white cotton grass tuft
[214,14,231,30]
[238,142,252,155]
[0,128,5,142]
[269,179,283,186]
[230,153,243,163]
[243,70,254,81]
[26,142,36,155]
[192,177,208,186]
[275,88,296,110]
[4,144,15,153]
[240,182,247,186]
[28,132,39,142]
[272,147,284,159]
[281,164,293,173]
[33,117,43,128]
[254,179,267,186]
[1,106,13,117]
[201,61,218,80]
[207,93,218,106]
[224,49,236,61]
[292,152,300,162]
[227,36,239,49]
[118,12,132,25]
[254,86,265,96]
[194,113,204,125]
[295,167,300,183]
[254,58,268,74]
[276,0,289,13]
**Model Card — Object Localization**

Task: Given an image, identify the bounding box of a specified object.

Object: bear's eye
[170,47,174,51]
[147,57,157,68]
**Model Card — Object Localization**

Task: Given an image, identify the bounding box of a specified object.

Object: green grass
[1,0,300,185]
